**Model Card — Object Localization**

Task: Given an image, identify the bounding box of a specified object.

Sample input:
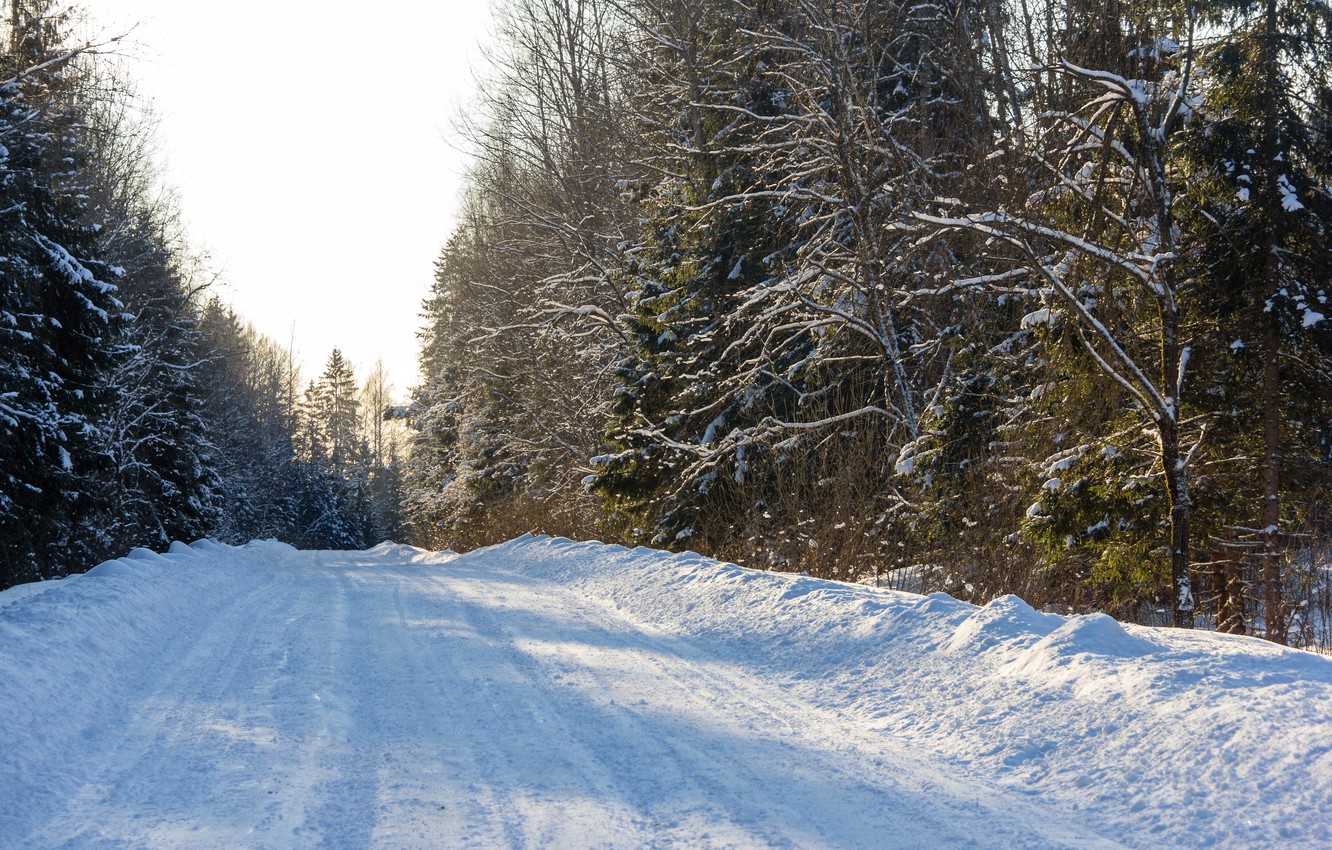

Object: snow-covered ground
[1,537,1328,849]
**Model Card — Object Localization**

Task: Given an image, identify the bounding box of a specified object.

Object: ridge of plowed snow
[2,539,258,838]
[472,535,1332,849]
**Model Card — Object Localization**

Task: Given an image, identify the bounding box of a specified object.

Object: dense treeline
[0,1,401,589]
[407,0,1332,644]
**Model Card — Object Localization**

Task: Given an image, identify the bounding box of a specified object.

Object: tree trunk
[1161,419,1195,627]
[1260,0,1287,644]
[1261,297,1286,642]
[1215,556,1246,635]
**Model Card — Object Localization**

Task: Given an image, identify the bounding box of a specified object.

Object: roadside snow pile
[0,540,253,828]
[470,535,1332,850]
[364,540,437,562]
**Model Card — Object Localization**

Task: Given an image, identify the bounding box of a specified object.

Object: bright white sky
[84,1,496,395]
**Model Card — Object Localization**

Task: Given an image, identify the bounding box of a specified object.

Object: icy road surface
[5,543,1119,849]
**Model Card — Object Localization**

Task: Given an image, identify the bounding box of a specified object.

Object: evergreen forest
[4,0,1332,649]
[0,1,403,589]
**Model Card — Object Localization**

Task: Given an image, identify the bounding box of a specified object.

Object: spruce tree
[593,0,805,548]
[81,76,221,553]
[1179,0,1332,641]
[0,1,123,582]
[315,348,363,477]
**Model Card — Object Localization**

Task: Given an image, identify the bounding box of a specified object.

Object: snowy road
[6,544,1123,849]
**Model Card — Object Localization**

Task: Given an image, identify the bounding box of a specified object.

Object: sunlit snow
[1,537,1328,848]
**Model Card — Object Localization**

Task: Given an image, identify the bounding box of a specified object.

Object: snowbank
[467,535,1332,849]
[0,540,251,833]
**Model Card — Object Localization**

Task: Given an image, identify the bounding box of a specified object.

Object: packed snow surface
[1,537,1329,849]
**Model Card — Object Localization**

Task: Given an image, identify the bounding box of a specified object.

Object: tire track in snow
[387,562,644,848]
[25,560,317,848]
[373,570,517,848]
[328,557,530,848]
